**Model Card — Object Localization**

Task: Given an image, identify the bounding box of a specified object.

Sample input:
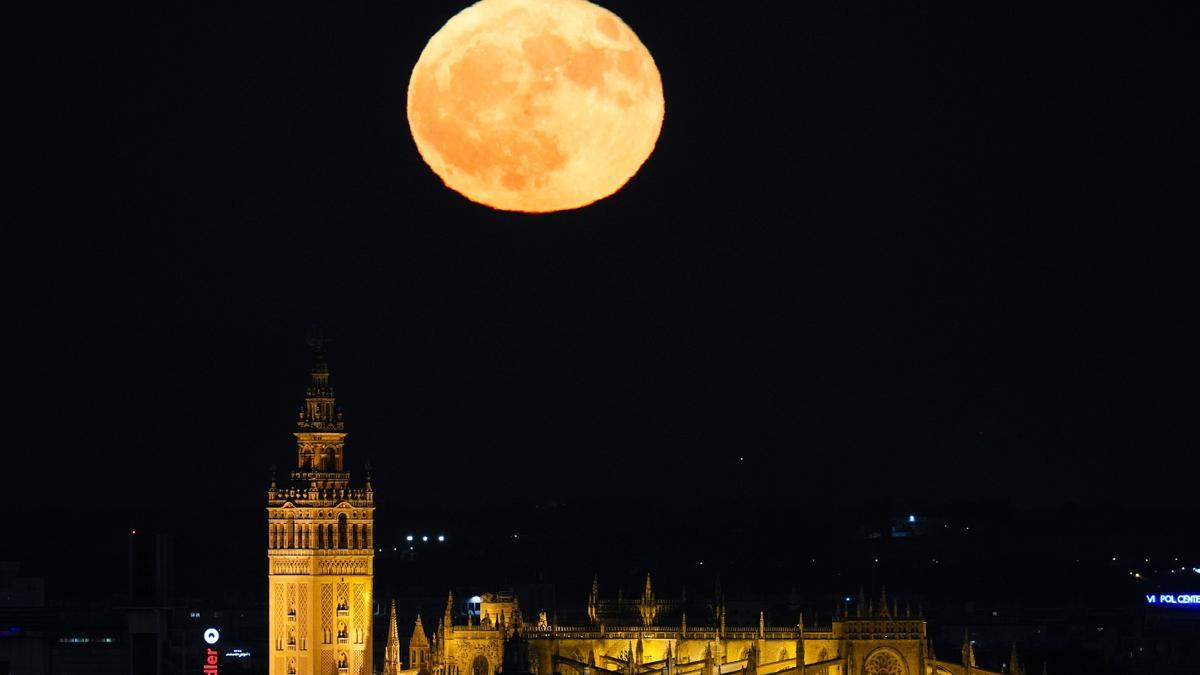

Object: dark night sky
[4,1,1197,515]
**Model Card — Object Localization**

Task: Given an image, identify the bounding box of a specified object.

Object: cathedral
[267,348,1012,675]
[401,578,1015,675]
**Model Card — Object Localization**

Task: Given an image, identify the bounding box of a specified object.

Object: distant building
[863,515,950,540]
[0,562,45,609]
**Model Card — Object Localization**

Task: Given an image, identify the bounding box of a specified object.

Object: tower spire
[383,600,401,675]
[640,573,656,626]
[411,614,431,673]
[301,328,341,428]
[295,331,347,472]
[796,613,806,675]
[1009,643,1022,675]
[588,574,600,623]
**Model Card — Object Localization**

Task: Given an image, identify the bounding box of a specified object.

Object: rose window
[864,651,904,675]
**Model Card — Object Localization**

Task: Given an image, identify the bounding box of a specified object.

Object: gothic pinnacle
[384,599,402,675]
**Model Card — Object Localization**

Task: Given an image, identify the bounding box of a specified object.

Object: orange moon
[407,0,664,213]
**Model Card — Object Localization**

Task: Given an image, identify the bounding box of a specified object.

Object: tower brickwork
[268,338,374,675]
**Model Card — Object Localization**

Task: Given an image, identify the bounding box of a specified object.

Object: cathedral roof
[411,614,430,648]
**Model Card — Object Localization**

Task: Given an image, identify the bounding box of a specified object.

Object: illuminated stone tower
[267,337,374,675]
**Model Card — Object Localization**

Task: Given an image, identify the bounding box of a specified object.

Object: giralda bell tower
[267,336,374,675]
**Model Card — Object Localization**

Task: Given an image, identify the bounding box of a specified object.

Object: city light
[437,535,445,542]
[406,535,414,541]
[1145,594,1200,605]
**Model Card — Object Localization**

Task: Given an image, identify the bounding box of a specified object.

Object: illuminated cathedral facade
[267,340,374,675]
[403,578,1014,675]
[265,347,1012,675]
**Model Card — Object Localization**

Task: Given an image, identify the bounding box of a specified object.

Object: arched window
[338,514,348,549]
[472,655,490,675]
[351,524,358,549]
[289,518,296,548]
[863,649,905,675]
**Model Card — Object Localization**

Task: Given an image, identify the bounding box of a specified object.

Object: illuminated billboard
[1145,594,1200,605]
[203,627,220,674]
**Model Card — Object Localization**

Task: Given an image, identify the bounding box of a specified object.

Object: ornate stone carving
[864,649,905,675]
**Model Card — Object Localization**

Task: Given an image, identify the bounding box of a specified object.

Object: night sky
[6,1,1196,519]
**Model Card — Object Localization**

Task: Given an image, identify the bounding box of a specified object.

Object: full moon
[407,0,664,213]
